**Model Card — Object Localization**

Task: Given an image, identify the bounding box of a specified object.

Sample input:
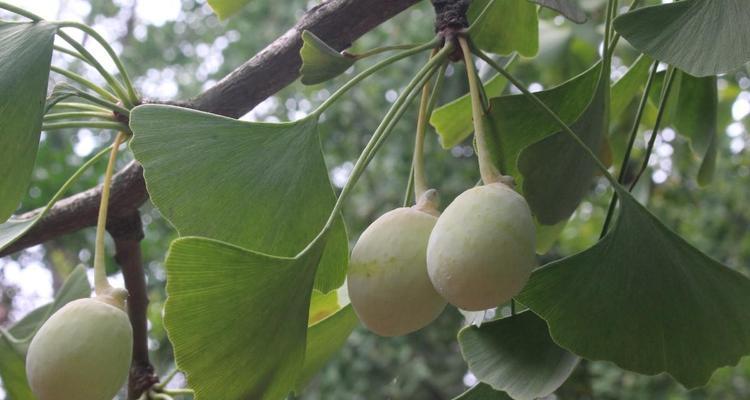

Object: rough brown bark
[107,212,157,399]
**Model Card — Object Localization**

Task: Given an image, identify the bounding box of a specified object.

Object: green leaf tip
[299,30,355,85]
[206,0,250,20]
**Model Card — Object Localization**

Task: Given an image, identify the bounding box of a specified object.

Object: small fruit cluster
[347,180,536,336]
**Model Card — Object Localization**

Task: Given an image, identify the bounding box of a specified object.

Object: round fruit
[26,297,133,400]
[427,182,536,311]
[347,191,446,336]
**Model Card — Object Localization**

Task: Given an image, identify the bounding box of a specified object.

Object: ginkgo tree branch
[0,0,421,258]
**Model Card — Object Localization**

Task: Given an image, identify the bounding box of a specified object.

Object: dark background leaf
[459,311,579,400]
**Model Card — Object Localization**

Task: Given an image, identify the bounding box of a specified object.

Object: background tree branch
[0,0,421,258]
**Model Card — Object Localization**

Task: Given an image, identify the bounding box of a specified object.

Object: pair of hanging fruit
[347,35,537,337]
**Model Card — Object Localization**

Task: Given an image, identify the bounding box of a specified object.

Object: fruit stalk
[412,49,439,200]
[458,36,502,185]
[94,131,128,297]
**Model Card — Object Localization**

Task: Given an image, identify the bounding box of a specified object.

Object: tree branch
[106,212,157,399]
[190,0,422,118]
[0,161,147,257]
[1,0,420,257]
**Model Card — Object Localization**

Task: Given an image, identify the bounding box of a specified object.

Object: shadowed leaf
[613,0,750,77]
[518,187,750,388]
[530,0,586,24]
[459,311,579,400]
[468,0,539,57]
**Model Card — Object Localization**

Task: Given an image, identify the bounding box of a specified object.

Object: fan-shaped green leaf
[129,105,348,293]
[164,236,325,400]
[468,0,539,57]
[613,0,750,77]
[300,30,355,86]
[530,0,586,24]
[0,21,57,223]
[459,311,579,400]
[518,187,750,388]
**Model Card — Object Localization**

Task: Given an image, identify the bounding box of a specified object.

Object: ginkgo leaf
[164,236,325,400]
[300,30,355,86]
[518,186,750,388]
[129,105,348,293]
[530,0,586,24]
[459,311,579,400]
[0,21,58,223]
[468,0,539,57]
[613,0,750,77]
[517,68,606,225]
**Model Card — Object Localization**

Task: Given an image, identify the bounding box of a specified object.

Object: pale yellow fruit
[26,297,133,400]
[347,195,446,336]
[427,182,536,311]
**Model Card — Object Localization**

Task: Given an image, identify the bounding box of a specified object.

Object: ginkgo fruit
[25,293,133,400]
[347,190,446,336]
[426,182,536,311]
